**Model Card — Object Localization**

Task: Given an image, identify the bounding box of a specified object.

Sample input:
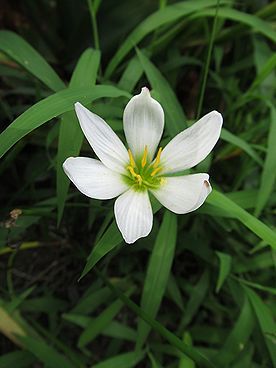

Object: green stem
[196,0,220,119]
[87,0,100,50]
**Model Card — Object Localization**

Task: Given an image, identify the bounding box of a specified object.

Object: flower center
[124,146,165,191]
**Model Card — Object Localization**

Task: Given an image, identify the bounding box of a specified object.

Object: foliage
[0,0,275,367]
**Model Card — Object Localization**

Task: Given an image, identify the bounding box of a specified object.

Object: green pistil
[124,146,165,191]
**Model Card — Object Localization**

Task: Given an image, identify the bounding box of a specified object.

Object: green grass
[0,0,275,367]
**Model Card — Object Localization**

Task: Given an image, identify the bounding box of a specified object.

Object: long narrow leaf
[137,211,177,348]
[57,48,101,223]
[0,31,65,91]
[0,85,130,159]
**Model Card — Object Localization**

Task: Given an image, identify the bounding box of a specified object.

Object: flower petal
[123,87,164,161]
[63,157,128,199]
[114,189,153,244]
[150,174,212,214]
[160,111,222,174]
[75,102,129,174]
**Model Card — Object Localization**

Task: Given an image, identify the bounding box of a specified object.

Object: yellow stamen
[151,167,162,177]
[141,145,148,168]
[127,166,143,185]
[153,147,162,168]
[128,149,136,168]
[136,175,142,185]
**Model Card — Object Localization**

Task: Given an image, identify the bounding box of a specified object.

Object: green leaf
[181,269,209,328]
[92,351,145,368]
[243,286,276,366]
[0,351,35,368]
[79,221,123,280]
[214,293,255,366]
[18,335,75,368]
[0,31,65,91]
[207,190,276,249]
[249,53,276,92]
[97,270,215,368]
[195,7,276,43]
[0,85,130,159]
[105,0,226,78]
[136,48,186,136]
[57,48,101,223]
[78,287,134,348]
[137,211,177,348]
[178,333,196,368]
[215,251,232,293]
[255,105,276,215]
[221,128,263,166]
[118,56,143,93]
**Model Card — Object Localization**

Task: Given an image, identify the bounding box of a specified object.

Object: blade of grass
[0,307,26,346]
[92,351,145,368]
[255,105,276,216]
[220,128,263,166]
[79,221,123,280]
[196,0,220,119]
[194,7,276,43]
[243,286,276,366]
[18,335,76,368]
[0,85,130,159]
[78,287,134,348]
[214,292,254,366]
[96,270,216,368]
[207,190,276,249]
[56,48,101,224]
[215,251,232,293]
[180,270,210,328]
[0,351,36,368]
[137,211,177,348]
[105,0,227,78]
[0,31,65,91]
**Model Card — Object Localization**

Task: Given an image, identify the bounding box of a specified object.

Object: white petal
[75,102,129,174]
[114,189,153,244]
[150,174,212,214]
[123,87,164,161]
[63,157,128,199]
[160,111,222,174]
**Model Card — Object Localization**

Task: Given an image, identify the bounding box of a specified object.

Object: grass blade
[18,335,75,368]
[105,0,226,78]
[215,251,232,293]
[255,105,276,215]
[0,85,130,159]
[92,351,145,368]
[79,221,122,280]
[243,286,276,366]
[97,270,216,368]
[214,292,254,366]
[0,31,65,91]
[78,287,134,348]
[207,190,276,249]
[57,48,101,223]
[137,211,177,348]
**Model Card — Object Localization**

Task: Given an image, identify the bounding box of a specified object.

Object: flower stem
[87,0,100,50]
[196,0,220,120]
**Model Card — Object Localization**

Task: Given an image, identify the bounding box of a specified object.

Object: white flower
[63,87,223,244]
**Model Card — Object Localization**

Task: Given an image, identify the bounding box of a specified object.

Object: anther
[128,149,136,168]
[127,166,143,186]
[151,167,162,177]
[153,147,162,168]
[141,145,148,168]
[136,175,142,185]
